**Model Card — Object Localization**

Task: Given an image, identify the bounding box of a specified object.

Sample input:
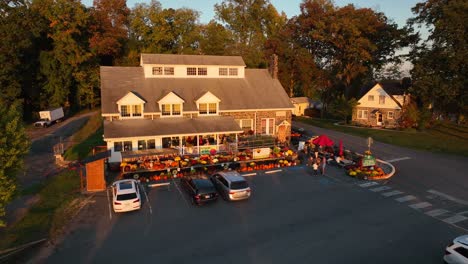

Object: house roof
[140,53,246,66]
[100,67,293,114]
[290,97,310,104]
[358,81,406,98]
[104,116,244,139]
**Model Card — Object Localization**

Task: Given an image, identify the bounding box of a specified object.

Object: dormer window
[161,103,181,116]
[120,104,142,117]
[153,66,174,75]
[219,67,238,76]
[196,91,221,116]
[158,91,185,117]
[199,103,217,115]
[117,92,146,118]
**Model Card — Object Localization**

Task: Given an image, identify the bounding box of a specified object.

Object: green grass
[296,117,468,157]
[63,112,105,161]
[0,170,81,250]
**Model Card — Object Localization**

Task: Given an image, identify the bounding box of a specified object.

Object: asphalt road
[294,121,468,231]
[42,165,462,264]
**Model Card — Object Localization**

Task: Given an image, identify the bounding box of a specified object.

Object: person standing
[312,161,319,176]
[321,156,326,175]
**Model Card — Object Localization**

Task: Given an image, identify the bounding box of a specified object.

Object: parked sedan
[180,177,218,205]
[111,179,141,213]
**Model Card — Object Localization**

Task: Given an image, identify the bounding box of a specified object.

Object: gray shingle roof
[290,97,310,104]
[100,67,293,114]
[140,54,246,66]
[104,116,243,139]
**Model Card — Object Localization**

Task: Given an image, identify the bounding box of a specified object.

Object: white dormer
[116,92,146,118]
[196,91,221,115]
[158,92,185,117]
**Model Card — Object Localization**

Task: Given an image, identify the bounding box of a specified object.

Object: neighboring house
[101,54,294,163]
[290,97,310,116]
[353,81,410,127]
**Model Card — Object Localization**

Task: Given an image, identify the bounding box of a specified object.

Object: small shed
[82,151,110,192]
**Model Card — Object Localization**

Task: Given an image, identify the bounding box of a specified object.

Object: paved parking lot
[45,165,461,264]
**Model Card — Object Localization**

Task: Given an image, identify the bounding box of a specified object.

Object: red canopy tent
[312,135,334,147]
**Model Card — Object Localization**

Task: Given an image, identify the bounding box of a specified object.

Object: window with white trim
[219,68,228,76]
[120,104,143,117]
[357,110,368,119]
[229,68,238,76]
[132,105,142,116]
[198,103,217,115]
[368,95,374,101]
[198,67,207,75]
[164,67,174,75]
[152,67,163,75]
[379,95,386,104]
[237,119,253,133]
[261,118,275,135]
[387,111,394,119]
[114,142,123,152]
[120,105,130,117]
[161,103,182,116]
[187,67,197,75]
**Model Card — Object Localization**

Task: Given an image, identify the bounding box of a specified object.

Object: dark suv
[180,177,219,205]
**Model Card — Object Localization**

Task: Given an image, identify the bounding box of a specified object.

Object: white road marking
[358,182,379,188]
[242,173,257,177]
[382,190,404,197]
[395,195,417,203]
[425,209,449,217]
[140,183,152,215]
[442,215,468,224]
[369,186,392,192]
[265,169,282,174]
[172,179,190,206]
[409,202,432,210]
[385,157,411,163]
[106,188,112,220]
[427,190,468,206]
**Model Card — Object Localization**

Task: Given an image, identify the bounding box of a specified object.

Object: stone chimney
[269,54,278,79]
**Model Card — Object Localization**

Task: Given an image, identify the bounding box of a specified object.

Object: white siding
[143,64,245,78]
[358,84,401,110]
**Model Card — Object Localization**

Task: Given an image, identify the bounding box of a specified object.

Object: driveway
[21,111,98,187]
[42,166,462,264]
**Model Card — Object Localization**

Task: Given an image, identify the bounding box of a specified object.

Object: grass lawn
[63,111,105,161]
[296,117,468,157]
[0,170,82,250]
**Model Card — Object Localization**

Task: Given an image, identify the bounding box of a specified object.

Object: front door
[376,112,383,126]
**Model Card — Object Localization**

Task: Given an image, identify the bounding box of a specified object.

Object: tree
[127,1,201,55]
[0,0,40,112]
[408,0,467,117]
[327,95,359,123]
[199,21,234,55]
[215,0,286,67]
[89,0,130,65]
[33,0,94,110]
[0,102,30,227]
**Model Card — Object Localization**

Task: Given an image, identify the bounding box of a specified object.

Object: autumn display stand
[119,147,300,184]
[344,151,394,180]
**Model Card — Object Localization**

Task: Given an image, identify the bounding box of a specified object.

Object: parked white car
[111,179,141,213]
[444,235,468,264]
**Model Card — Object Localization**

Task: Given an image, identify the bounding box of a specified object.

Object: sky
[81,0,422,28]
